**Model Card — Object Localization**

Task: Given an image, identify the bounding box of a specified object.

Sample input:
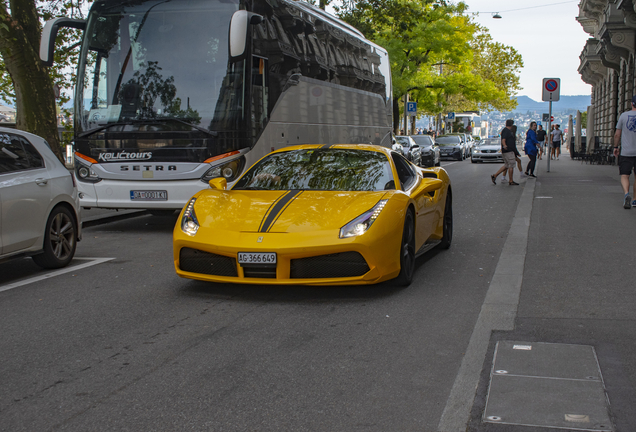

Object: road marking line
[437,179,536,432]
[0,257,115,293]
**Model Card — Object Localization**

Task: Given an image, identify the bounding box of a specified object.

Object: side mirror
[209,178,227,190]
[418,178,443,195]
[40,18,86,67]
[228,11,263,62]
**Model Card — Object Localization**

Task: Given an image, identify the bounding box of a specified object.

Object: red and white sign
[542,78,560,102]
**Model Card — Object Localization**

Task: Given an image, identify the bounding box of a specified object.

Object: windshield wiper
[77,122,134,139]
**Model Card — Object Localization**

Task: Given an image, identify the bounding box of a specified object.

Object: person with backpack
[524,122,539,177]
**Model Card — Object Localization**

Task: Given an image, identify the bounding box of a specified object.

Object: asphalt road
[1,155,633,431]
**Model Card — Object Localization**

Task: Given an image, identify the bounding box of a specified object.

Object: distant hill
[512,95,591,113]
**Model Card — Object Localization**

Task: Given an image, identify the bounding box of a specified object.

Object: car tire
[32,206,77,269]
[395,210,416,286]
[471,157,476,163]
[438,190,453,250]
[435,160,441,167]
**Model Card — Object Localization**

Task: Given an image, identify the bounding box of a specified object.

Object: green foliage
[337,0,522,118]
[581,111,587,128]
[0,0,91,106]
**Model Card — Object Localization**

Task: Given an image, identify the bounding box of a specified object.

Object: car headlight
[201,157,245,183]
[473,148,479,153]
[339,199,388,239]
[497,149,502,153]
[181,198,199,236]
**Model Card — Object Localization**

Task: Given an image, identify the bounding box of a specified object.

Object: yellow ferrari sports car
[173,144,452,286]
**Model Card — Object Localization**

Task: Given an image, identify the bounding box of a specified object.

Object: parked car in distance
[471,137,503,163]
[410,134,440,167]
[394,136,422,166]
[0,127,81,268]
[436,135,464,161]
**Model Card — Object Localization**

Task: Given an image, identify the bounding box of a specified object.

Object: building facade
[578,0,636,152]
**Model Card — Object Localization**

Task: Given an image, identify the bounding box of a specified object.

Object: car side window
[0,133,38,174]
[391,152,416,190]
[20,137,44,168]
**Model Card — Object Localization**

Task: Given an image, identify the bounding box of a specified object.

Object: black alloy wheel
[395,210,416,286]
[32,206,77,269]
[438,190,453,249]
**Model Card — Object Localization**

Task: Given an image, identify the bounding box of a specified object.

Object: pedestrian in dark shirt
[536,125,547,160]
[491,119,521,185]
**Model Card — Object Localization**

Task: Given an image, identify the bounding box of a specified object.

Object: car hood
[477,144,501,151]
[193,190,389,233]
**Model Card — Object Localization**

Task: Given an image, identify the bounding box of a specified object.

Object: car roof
[272,144,393,157]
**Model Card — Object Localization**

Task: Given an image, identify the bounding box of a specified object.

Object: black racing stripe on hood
[259,190,303,233]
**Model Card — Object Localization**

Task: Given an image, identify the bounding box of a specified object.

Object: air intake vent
[290,252,369,279]
[179,248,238,277]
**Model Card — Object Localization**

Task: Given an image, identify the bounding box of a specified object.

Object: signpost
[542,78,561,172]
[448,112,456,120]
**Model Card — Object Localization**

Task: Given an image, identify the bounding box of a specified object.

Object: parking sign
[406,102,417,117]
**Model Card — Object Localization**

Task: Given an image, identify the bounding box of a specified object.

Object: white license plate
[238,252,277,265]
[130,190,168,201]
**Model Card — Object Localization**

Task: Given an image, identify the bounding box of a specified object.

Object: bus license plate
[238,252,277,265]
[130,190,168,201]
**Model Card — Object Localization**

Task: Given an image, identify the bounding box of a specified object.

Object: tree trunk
[0,0,62,162]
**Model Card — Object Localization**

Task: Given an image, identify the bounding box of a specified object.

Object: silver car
[0,127,81,268]
[471,137,503,163]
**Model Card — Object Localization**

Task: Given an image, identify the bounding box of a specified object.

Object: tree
[0,0,89,161]
[337,0,523,133]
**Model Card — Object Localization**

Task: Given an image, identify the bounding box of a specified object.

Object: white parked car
[0,127,81,268]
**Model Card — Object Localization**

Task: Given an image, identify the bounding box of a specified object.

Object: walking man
[613,95,636,209]
[491,119,520,185]
[551,124,563,160]
[536,125,547,160]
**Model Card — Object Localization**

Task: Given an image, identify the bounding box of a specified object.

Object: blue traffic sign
[448,112,455,120]
[406,102,417,115]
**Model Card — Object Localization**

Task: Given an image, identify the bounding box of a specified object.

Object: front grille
[242,265,277,278]
[179,248,238,277]
[290,252,370,279]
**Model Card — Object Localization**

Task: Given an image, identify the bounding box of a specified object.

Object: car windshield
[435,136,461,146]
[481,139,501,146]
[410,135,432,146]
[233,149,395,191]
[395,136,411,147]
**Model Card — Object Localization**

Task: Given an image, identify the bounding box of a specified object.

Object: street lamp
[492,12,502,18]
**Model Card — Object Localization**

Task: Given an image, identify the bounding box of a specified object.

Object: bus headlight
[75,159,101,183]
[201,157,245,183]
[181,198,199,236]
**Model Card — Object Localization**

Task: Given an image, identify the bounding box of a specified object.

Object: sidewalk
[468,153,636,431]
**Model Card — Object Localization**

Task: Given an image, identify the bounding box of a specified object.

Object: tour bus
[40,0,393,211]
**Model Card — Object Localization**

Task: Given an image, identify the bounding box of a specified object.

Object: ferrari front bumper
[173,229,401,286]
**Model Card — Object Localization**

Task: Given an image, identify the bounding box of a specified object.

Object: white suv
[0,127,81,268]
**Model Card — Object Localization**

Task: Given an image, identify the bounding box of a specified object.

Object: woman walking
[524,122,539,177]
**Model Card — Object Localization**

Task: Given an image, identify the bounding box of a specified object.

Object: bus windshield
[76,0,242,143]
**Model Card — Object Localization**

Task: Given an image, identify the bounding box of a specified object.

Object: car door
[391,153,436,248]
[0,133,51,254]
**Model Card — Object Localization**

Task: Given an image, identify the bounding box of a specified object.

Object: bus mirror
[40,18,86,67]
[229,11,263,62]
[209,178,228,190]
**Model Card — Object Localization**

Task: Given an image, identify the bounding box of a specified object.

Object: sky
[466,0,592,101]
